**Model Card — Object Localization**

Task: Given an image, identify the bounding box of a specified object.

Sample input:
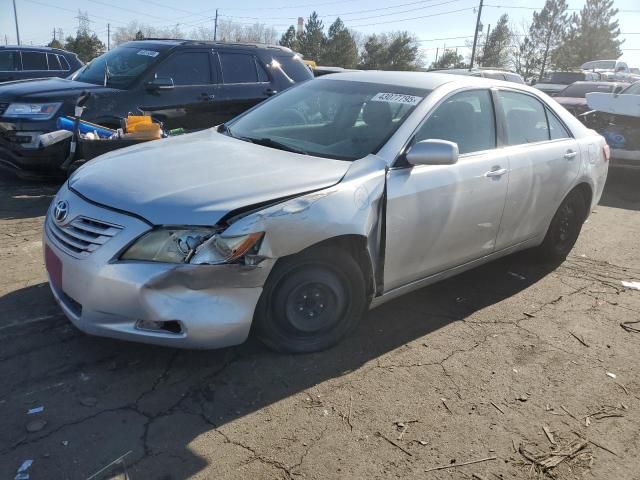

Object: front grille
[47,215,123,258]
[0,102,8,116]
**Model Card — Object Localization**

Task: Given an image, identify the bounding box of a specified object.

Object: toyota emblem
[53,200,69,224]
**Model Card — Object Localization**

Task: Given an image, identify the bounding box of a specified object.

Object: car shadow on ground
[0,247,560,479]
[0,173,60,220]
[599,167,640,211]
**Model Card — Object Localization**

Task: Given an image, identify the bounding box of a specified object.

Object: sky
[2,0,640,67]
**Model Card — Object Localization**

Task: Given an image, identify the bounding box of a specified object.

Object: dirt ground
[1,168,639,480]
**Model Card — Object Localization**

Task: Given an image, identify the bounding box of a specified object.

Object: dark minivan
[0,40,312,174]
[0,45,83,82]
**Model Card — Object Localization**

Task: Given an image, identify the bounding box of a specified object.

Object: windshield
[581,60,616,70]
[623,82,640,95]
[559,83,615,98]
[69,46,162,88]
[540,72,584,84]
[225,79,429,161]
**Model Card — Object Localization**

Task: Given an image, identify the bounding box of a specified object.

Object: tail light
[603,144,610,162]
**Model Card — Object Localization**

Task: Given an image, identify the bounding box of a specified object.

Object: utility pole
[53,27,56,42]
[485,24,491,49]
[13,0,21,45]
[469,0,483,70]
[5,35,8,46]
[435,47,439,63]
[213,9,218,41]
[107,23,110,51]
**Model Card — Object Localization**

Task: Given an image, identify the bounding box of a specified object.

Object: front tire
[255,247,367,353]
[536,189,587,261]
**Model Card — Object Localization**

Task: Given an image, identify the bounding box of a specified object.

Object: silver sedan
[43,71,609,352]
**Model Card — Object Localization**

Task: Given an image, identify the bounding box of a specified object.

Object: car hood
[69,129,351,226]
[0,77,116,102]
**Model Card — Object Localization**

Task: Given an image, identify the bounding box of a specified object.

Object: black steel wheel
[537,189,587,261]
[255,247,367,353]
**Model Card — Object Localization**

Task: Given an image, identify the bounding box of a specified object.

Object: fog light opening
[135,319,183,335]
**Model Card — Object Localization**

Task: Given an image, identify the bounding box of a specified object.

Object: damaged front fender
[222,154,389,294]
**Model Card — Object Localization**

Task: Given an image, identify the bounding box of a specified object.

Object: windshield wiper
[241,136,309,155]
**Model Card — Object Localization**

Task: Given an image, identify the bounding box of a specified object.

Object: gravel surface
[1,168,639,480]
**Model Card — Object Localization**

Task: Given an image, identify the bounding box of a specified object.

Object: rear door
[46,53,67,79]
[20,50,51,80]
[140,49,221,130]
[384,89,510,290]
[216,50,272,120]
[494,89,581,249]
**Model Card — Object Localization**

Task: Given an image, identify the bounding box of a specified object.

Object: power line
[485,4,640,13]
[22,0,129,26]
[348,6,475,28]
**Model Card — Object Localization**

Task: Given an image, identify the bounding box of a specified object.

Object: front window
[623,82,640,95]
[558,83,614,98]
[225,79,429,161]
[70,46,162,88]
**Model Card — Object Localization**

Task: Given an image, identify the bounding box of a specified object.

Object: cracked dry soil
[1,168,639,480]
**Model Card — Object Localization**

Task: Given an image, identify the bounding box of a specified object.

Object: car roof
[123,39,294,54]
[318,70,511,90]
[0,45,73,55]
[568,81,617,86]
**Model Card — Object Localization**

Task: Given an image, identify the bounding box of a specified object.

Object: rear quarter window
[274,55,313,82]
[0,51,20,71]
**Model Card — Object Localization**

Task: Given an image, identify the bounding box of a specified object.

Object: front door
[493,89,581,249]
[384,89,510,291]
[140,49,221,130]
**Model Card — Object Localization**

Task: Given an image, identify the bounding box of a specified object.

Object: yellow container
[126,115,153,132]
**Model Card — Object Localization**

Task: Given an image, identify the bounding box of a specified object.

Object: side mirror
[613,85,624,95]
[146,76,174,91]
[405,139,459,166]
[530,78,537,86]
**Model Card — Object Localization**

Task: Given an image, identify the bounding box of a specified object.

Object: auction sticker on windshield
[370,93,422,105]
[137,50,160,57]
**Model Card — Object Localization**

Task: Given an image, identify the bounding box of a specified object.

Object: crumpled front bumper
[43,184,274,349]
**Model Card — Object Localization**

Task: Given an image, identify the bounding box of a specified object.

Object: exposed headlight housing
[4,102,62,120]
[120,227,264,265]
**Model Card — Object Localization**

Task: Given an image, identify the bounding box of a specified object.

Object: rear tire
[536,189,587,262]
[255,247,367,353]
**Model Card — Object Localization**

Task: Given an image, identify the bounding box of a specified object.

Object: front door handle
[485,167,508,178]
[265,88,278,96]
[200,93,216,101]
[564,150,577,160]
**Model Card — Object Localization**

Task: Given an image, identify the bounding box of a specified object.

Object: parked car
[584,81,640,169]
[0,45,83,83]
[312,66,360,77]
[581,59,633,81]
[43,72,609,353]
[434,68,525,83]
[0,39,312,175]
[533,71,601,96]
[554,81,627,117]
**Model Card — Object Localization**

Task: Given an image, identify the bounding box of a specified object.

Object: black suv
[0,40,312,174]
[0,45,83,82]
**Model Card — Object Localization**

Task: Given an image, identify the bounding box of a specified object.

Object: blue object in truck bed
[56,116,115,139]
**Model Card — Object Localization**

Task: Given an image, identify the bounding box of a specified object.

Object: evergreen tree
[553,0,622,69]
[135,30,145,40]
[322,18,358,68]
[360,32,422,70]
[279,25,299,51]
[528,0,568,79]
[297,12,325,63]
[47,39,63,49]
[430,49,467,70]
[478,14,512,68]
[64,32,105,62]
[360,34,387,69]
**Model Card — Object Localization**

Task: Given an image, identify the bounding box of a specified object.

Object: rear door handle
[200,93,216,101]
[564,150,577,160]
[264,88,278,96]
[485,167,508,178]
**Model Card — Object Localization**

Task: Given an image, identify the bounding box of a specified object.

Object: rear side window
[498,91,549,145]
[546,108,571,140]
[505,73,524,84]
[0,51,20,71]
[58,55,70,70]
[274,54,313,82]
[22,51,48,70]
[257,61,269,82]
[220,53,259,83]
[154,52,212,85]
[47,53,62,70]
[415,89,496,155]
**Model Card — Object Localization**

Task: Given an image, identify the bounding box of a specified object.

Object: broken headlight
[121,228,263,265]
